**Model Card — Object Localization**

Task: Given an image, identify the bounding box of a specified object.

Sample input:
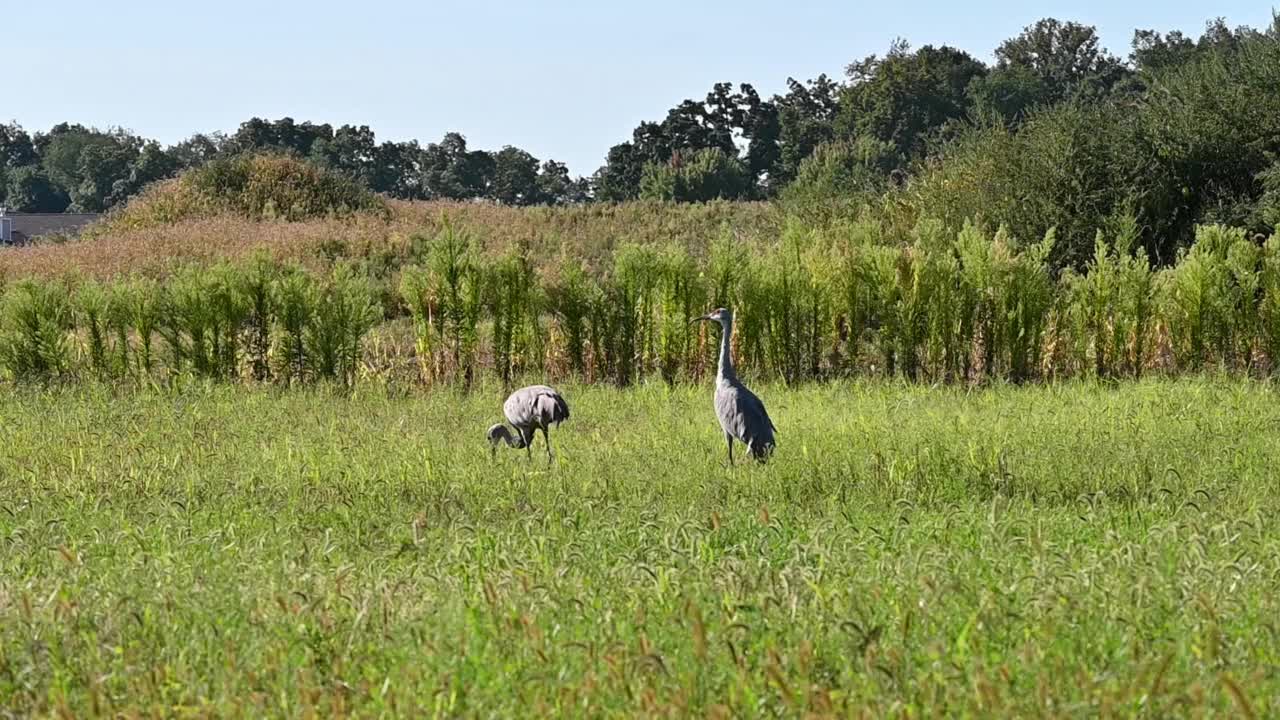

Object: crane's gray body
[487,384,570,462]
[695,308,776,464]
[715,376,775,461]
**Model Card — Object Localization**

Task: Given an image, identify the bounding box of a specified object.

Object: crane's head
[486,423,508,458]
[691,307,732,327]
[486,423,526,457]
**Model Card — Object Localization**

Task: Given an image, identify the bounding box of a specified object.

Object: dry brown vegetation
[0,200,780,282]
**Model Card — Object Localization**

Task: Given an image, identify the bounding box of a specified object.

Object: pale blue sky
[6,1,1274,176]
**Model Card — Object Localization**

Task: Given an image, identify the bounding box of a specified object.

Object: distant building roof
[0,211,101,245]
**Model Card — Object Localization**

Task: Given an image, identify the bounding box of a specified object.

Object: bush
[1134,36,1280,255]
[1061,214,1155,377]
[305,263,380,386]
[400,220,483,385]
[779,137,899,225]
[1158,225,1258,370]
[908,103,1136,271]
[639,148,753,203]
[546,258,595,378]
[0,279,75,380]
[92,154,388,234]
[1257,160,1280,232]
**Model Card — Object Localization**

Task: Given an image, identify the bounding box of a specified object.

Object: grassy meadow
[1,377,1278,717]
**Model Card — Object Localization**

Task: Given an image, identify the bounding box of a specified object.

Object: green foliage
[11,210,1280,387]
[606,243,661,385]
[3,165,68,213]
[304,264,380,385]
[998,228,1056,381]
[909,102,1135,270]
[95,154,388,235]
[0,280,74,380]
[241,255,277,381]
[596,83,776,201]
[103,280,134,376]
[779,137,898,224]
[655,244,703,384]
[1257,160,1280,232]
[159,266,216,376]
[639,148,753,203]
[400,220,484,385]
[271,267,315,383]
[120,277,161,376]
[1133,33,1280,255]
[1063,215,1156,377]
[486,243,544,385]
[988,19,1129,106]
[0,258,381,385]
[189,154,387,221]
[838,41,988,162]
[546,258,595,377]
[1259,234,1280,373]
[1159,225,1258,370]
[74,280,110,375]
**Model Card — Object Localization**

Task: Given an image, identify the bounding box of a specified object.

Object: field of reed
[0,210,1276,388]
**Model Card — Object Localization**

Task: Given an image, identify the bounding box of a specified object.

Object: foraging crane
[691,308,776,464]
[486,385,571,463]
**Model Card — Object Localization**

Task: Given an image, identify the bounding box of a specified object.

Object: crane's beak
[690,315,711,324]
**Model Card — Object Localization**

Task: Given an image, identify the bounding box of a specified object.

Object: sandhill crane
[691,308,776,464]
[486,385,571,463]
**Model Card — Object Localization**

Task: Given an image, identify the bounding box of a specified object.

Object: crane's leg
[725,433,735,467]
[522,427,534,461]
[542,427,553,465]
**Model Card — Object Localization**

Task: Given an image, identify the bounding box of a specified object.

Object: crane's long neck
[490,424,527,449]
[717,319,736,383]
[504,425,528,449]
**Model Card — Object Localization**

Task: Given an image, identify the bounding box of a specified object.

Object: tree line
[0,121,589,214]
[1,15,1278,265]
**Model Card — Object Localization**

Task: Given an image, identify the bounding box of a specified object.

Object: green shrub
[1159,225,1257,370]
[271,267,314,383]
[486,243,544,385]
[91,153,388,235]
[909,104,1137,271]
[639,148,753,203]
[1063,214,1157,378]
[0,279,75,381]
[546,258,595,377]
[74,280,111,376]
[120,277,161,376]
[780,137,898,226]
[655,244,703,384]
[1259,234,1280,373]
[242,255,277,381]
[399,220,484,386]
[305,264,380,386]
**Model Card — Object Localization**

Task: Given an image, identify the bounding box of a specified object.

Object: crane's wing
[535,390,570,426]
[718,383,776,449]
[752,393,776,434]
[506,385,570,428]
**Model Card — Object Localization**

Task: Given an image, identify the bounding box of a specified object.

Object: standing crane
[486,385,571,463]
[691,308,776,464]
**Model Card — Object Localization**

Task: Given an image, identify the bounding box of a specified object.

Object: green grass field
[2,378,1278,717]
